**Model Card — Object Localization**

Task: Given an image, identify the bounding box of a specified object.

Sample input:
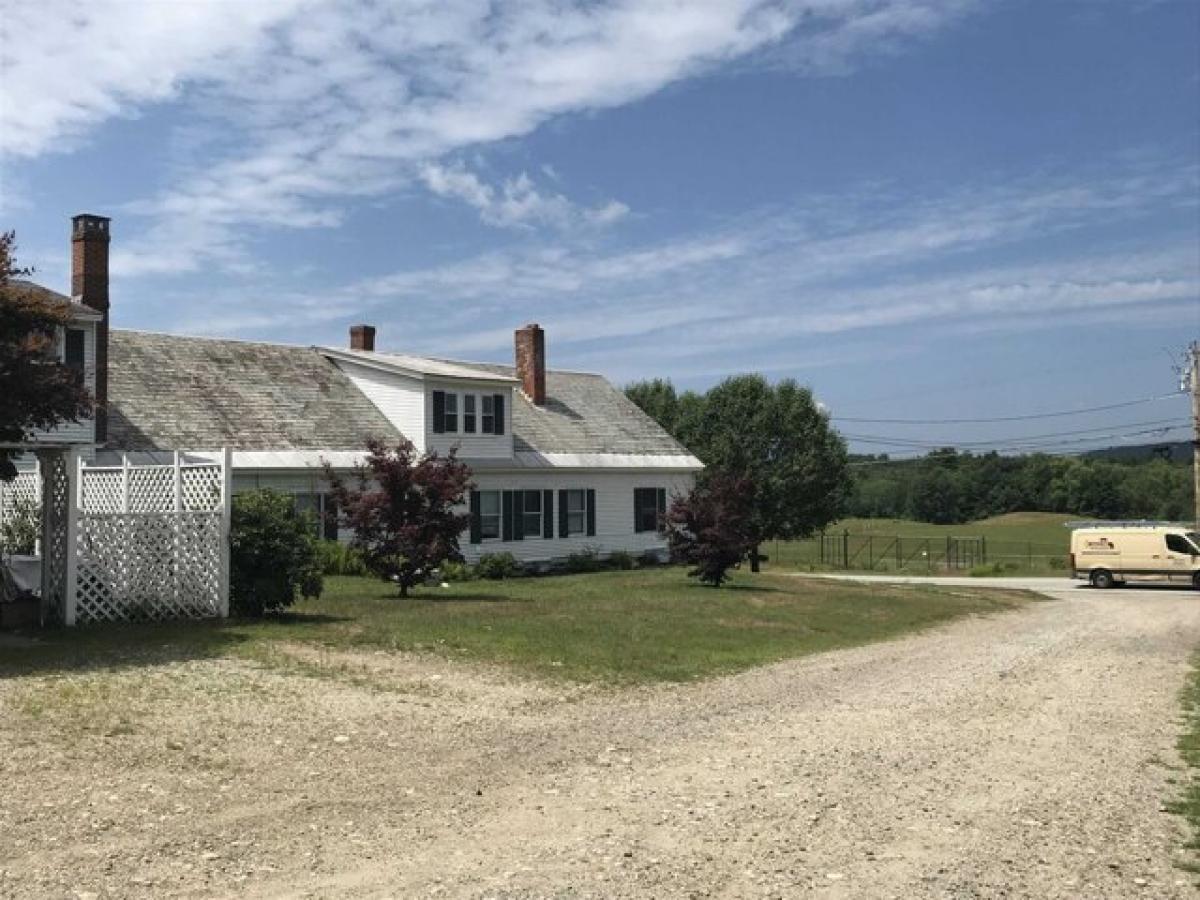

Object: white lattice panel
[128,467,174,513]
[80,469,123,514]
[40,454,70,623]
[181,466,222,512]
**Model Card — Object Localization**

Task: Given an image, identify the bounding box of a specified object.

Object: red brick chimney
[349,324,376,351]
[514,323,546,405]
[72,214,110,444]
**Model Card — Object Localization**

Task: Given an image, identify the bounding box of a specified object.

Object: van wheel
[1090,569,1115,589]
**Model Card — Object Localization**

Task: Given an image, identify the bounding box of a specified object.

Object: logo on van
[1084,538,1115,550]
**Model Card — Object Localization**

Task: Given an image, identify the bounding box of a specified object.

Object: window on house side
[479,490,501,539]
[464,394,477,434]
[443,392,458,433]
[634,488,661,533]
[481,394,495,434]
[522,490,542,537]
[566,489,586,536]
[64,329,85,372]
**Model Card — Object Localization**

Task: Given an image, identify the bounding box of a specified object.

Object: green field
[1171,651,1200,872]
[766,512,1077,576]
[0,569,1032,684]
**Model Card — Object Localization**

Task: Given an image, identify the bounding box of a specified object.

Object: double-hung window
[522,491,542,537]
[292,493,339,541]
[481,395,495,434]
[463,394,477,434]
[64,329,85,374]
[634,488,666,533]
[566,490,586,535]
[479,490,501,539]
[443,393,458,433]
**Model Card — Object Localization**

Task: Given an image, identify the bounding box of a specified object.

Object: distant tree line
[847,448,1194,525]
[628,376,1195,529]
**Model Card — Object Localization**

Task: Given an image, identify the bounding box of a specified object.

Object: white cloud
[1,0,975,274]
[417,162,629,230]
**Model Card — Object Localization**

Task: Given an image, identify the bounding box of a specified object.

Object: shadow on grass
[0,612,350,680]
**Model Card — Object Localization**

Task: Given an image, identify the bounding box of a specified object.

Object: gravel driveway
[2,579,1197,898]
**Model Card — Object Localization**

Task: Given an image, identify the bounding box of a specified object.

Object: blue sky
[2,0,1197,455]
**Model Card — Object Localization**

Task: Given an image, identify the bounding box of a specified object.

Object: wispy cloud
[418,162,629,230]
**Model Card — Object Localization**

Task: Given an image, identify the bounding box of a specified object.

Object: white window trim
[522,490,543,540]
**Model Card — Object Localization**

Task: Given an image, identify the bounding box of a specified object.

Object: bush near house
[230,489,323,617]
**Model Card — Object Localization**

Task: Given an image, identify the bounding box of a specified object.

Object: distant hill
[1084,441,1193,463]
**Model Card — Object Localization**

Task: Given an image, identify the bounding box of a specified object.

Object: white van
[1070,523,1200,589]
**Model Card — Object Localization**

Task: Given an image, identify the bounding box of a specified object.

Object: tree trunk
[399,581,409,599]
[750,542,761,573]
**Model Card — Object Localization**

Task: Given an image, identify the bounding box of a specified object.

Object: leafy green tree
[0,231,93,480]
[907,467,963,524]
[230,490,323,617]
[688,375,850,571]
[625,378,681,434]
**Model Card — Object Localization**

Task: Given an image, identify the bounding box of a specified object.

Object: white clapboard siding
[335,360,427,452]
[230,466,696,562]
[461,469,697,564]
[33,321,96,445]
[425,380,515,460]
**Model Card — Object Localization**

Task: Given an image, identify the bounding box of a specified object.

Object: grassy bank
[0,569,1033,684]
[1171,651,1200,871]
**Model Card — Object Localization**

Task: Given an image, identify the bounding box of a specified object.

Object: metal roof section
[320,347,519,383]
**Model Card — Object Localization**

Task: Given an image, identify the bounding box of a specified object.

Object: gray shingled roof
[104,330,691,459]
[107,331,402,451]
[9,280,101,320]
[437,360,692,457]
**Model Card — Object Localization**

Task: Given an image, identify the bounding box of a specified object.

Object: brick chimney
[514,323,546,405]
[72,214,110,444]
[349,324,376,351]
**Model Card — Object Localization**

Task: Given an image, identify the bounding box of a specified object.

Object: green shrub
[968,562,1007,578]
[476,552,521,580]
[565,548,602,573]
[1047,556,1067,570]
[607,550,636,570]
[315,539,368,576]
[230,490,323,617]
[0,497,39,557]
[439,560,475,582]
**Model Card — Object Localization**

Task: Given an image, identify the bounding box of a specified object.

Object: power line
[831,391,1186,425]
[844,423,1192,459]
[835,422,1190,453]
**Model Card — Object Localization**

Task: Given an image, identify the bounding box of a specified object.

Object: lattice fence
[75,454,230,623]
[0,450,230,625]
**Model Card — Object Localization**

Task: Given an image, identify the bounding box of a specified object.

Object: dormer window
[433,389,505,436]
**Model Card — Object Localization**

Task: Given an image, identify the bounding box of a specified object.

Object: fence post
[819,531,825,565]
[1027,541,1033,570]
[218,447,232,618]
[63,448,80,627]
[842,529,850,569]
[867,535,874,570]
[896,536,902,568]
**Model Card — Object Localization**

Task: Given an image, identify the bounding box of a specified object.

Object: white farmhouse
[46,214,702,565]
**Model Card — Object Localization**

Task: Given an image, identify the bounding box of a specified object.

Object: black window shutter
[542,490,554,539]
[65,329,85,371]
[513,492,525,541]
[558,489,569,538]
[323,496,339,541]
[633,488,644,532]
[586,489,596,536]
[432,390,446,434]
[657,488,667,524]
[494,394,505,435]
[469,491,482,544]
[501,491,513,541]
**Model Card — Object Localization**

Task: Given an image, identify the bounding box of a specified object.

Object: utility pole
[1190,341,1200,529]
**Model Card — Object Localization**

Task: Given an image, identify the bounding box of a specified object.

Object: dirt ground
[1,581,1197,899]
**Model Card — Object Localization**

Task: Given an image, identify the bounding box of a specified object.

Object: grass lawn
[767,512,1077,576]
[0,568,1033,684]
